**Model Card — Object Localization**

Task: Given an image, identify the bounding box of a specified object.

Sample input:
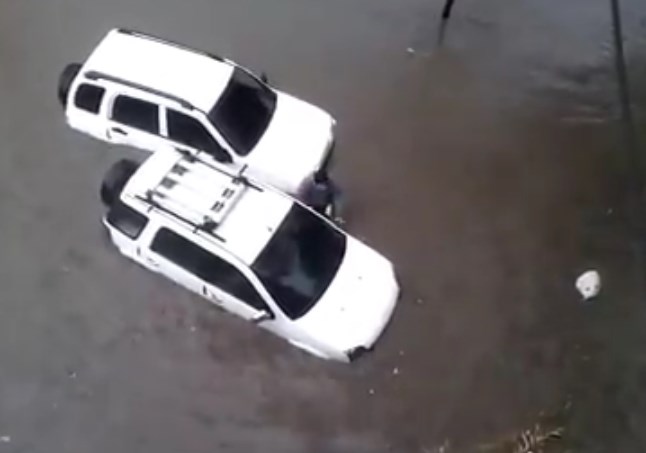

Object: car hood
[295,237,399,354]
[246,92,334,195]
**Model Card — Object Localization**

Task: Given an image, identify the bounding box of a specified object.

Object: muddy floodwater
[0,0,646,451]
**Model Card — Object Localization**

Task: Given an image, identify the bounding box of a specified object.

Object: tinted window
[167,110,227,160]
[74,84,105,113]
[208,68,277,156]
[106,200,148,239]
[112,96,159,133]
[151,228,267,310]
[252,205,346,320]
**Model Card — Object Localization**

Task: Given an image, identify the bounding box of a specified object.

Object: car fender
[288,338,338,361]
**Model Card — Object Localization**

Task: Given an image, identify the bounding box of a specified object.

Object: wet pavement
[1,0,646,451]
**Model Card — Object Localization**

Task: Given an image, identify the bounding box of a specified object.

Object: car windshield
[208,67,277,156]
[252,205,347,320]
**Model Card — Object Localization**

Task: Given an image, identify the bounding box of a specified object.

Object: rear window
[106,200,148,239]
[74,84,105,113]
[111,95,159,134]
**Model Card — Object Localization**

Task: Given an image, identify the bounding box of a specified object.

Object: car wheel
[57,63,81,108]
[100,159,140,207]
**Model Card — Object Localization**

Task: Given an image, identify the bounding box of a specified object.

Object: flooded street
[1,0,646,451]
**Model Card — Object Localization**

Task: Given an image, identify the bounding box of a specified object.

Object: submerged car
[100,149,398,362]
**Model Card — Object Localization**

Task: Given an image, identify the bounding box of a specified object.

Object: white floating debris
[392,367,400,376]
[189,326,197,333]
[0,436,10,443]
[368,388,375,395]
[576,270,601,301]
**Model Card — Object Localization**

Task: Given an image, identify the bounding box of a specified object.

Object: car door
[107,94,165,152]
[147,227,274,322]
[200,255,274,322]
[147,227,213,297]
[164,108,237,168]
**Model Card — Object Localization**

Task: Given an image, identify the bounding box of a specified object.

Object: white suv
[59,28,336,196]
[101,149,399,362]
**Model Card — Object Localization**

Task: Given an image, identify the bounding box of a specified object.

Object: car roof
[122,150,294,265]
[83,29,234,112]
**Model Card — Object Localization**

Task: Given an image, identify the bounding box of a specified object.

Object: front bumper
[296,135,335,201]
[346,346,372,362]
[345,267,401,363]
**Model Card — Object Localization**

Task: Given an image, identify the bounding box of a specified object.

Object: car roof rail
[135,191,227,242]
[136,154,259,242]
[116,28,226,63]
[174,147,262,193]
[84,70,197,111]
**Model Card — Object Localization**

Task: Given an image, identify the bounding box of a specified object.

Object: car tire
[100,159,140,207]
[57,63,81,108]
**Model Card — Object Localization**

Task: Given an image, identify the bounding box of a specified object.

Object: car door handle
[111,127,127,136]
[202,286,223,304]
[175,147,192,157]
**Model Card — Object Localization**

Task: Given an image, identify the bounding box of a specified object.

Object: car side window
[111,95,159,134]
[74,84,105,113]
[106,200,148,239]
[166,109,229,161]
[151,228,268,311]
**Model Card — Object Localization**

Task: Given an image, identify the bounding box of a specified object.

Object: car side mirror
[252,310,273,324]
[215,151,233,164]
[208,144,232,164]
[260,72,269,84]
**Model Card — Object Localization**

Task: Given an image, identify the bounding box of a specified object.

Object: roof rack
[174,148,262,192]
[136,154,259,242]
[116,28,226,63]
[85,70,197,111]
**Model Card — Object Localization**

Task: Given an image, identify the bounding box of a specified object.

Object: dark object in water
[441,0,456,20]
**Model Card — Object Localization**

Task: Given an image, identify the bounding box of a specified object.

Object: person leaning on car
[300,170,342,221]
